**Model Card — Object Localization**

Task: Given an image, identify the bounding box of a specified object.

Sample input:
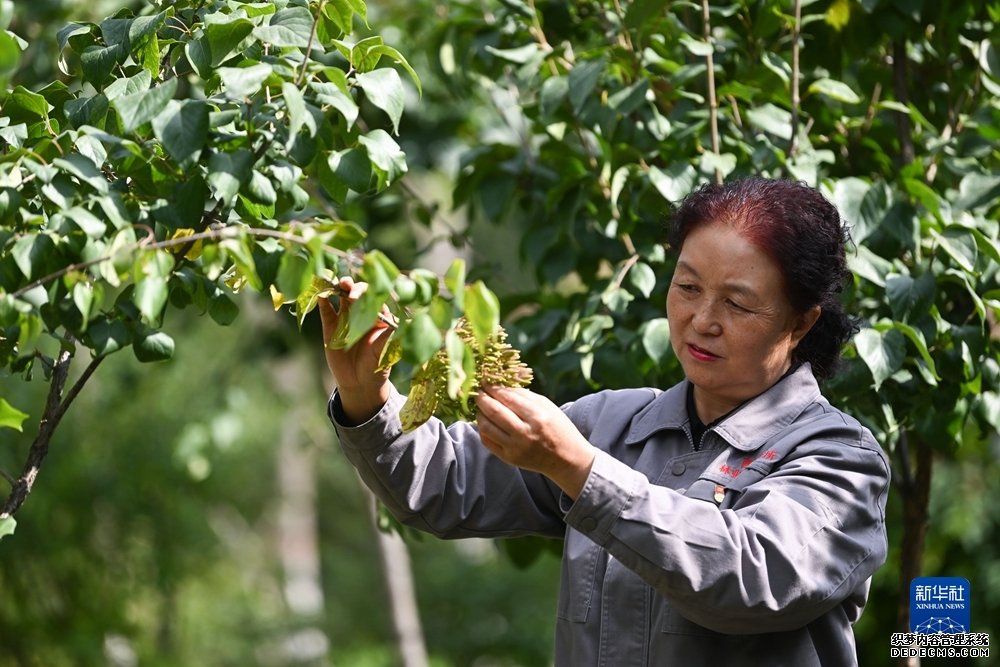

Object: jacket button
[671,461,686,475]
[579,517,598,532]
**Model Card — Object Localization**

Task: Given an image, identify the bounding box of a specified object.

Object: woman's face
[666,221,819,423]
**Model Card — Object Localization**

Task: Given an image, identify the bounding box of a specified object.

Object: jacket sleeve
[329,386,566,539]
[562,415,890,635]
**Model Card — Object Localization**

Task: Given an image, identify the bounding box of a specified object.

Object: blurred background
[1,1,998,666]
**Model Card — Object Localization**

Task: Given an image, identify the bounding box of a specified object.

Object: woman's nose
[691,301,722,335]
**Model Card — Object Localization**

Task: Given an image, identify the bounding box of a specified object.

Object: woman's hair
[667,177,858,380]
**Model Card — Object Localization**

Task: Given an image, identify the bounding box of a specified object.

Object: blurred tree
[2,1,999,667]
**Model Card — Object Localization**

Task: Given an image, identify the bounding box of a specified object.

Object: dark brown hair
[668,177,857,380]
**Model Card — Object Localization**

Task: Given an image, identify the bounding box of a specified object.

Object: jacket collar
[624,364,821,451]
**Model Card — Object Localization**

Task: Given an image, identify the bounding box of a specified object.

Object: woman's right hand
[318,276,393,424]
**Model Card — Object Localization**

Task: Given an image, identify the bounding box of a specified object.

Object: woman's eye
[676,283,698,293]
[727,300,751,313]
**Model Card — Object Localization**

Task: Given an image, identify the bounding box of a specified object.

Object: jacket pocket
[656,598,716,636]
[555,529,603,623]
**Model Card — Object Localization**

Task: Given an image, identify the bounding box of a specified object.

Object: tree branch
[701,0,721,184]
[891,40,916,166]
[0,348,74,519]
[788,0,802,158]
[11,225,353,300]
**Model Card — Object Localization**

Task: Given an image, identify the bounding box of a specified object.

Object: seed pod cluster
[400,318,533,431]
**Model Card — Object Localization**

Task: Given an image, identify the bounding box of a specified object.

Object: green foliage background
[1,0,999,666]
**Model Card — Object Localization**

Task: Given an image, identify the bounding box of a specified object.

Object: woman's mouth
[687,343,721,362]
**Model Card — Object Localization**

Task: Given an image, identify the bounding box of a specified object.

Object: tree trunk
[895,433,933,667]
[273,354,329,663]
[361,484,429,667]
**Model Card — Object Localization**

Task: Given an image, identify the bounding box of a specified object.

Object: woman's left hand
[475,386,597,499]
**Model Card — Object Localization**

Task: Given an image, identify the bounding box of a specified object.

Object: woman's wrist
[548,438,598,501]
[337,382,392,426]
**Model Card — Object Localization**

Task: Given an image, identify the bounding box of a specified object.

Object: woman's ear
[791,305,822,347]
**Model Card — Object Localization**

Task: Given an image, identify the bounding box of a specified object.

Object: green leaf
[648,162,697,204]
[218,63,273,99]
[360,250,400,294]
[400,312,443,366]
[8,85,50,120]
[113,78,178,132]
[128,11,166,47]
[485,43,541,64]
[327,148,372,192]
[11,233,54,281]
[640,318,671,364]
[0,516,15,541]
[953,172,1000,211]
[699,152,737,179]
[807,77,862,104]
[568,57,605,113]
[65,94,110,129]
[892,321,939,383]
[276,252,311,304]
[679,34,713,57]
[209,292,239,326]
[186,18,255,76]
[253,6,313,48]
[358,130,407,188]
[355,68,405,135]
[444,259,466,312]
[310,81,359,128]
[207,149,253,204]
[933,228,977,273]
[133,329,175,363]
[344,286,389,349]
[80,43,125,88]
[87,318,131,356]
[364,45,421,94]
[152,100,209,168]
[134,250,174,325]
[0,397,29,431]
[53,153,109,194]
[444,327,472,400]
[854,327,906,390]
[247,170,277,205]
[628,261,657,298]
[282,81,317,145]
[0,31,20,85]
[885,272,934,322]
[746,103,793,139]
[464,281,500,351]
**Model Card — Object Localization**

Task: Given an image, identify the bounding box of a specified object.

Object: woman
[320,177,890,666]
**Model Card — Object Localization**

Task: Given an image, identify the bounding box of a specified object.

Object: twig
[701,0,721,184]
[9,225,353,300]
[891,40,915,166]
[788,0,802,158]
[296,0,325,87]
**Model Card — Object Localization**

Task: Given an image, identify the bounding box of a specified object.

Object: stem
[789,0,802,158]
[895,433,932,667]
[296,0,325,87]
[891,40,916,167]
[701,0,721,184]
[0,348,74,518]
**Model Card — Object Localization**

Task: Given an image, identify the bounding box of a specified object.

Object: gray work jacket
[329,363,890,666]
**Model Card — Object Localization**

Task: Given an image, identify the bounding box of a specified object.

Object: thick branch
[0,349,75,518]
